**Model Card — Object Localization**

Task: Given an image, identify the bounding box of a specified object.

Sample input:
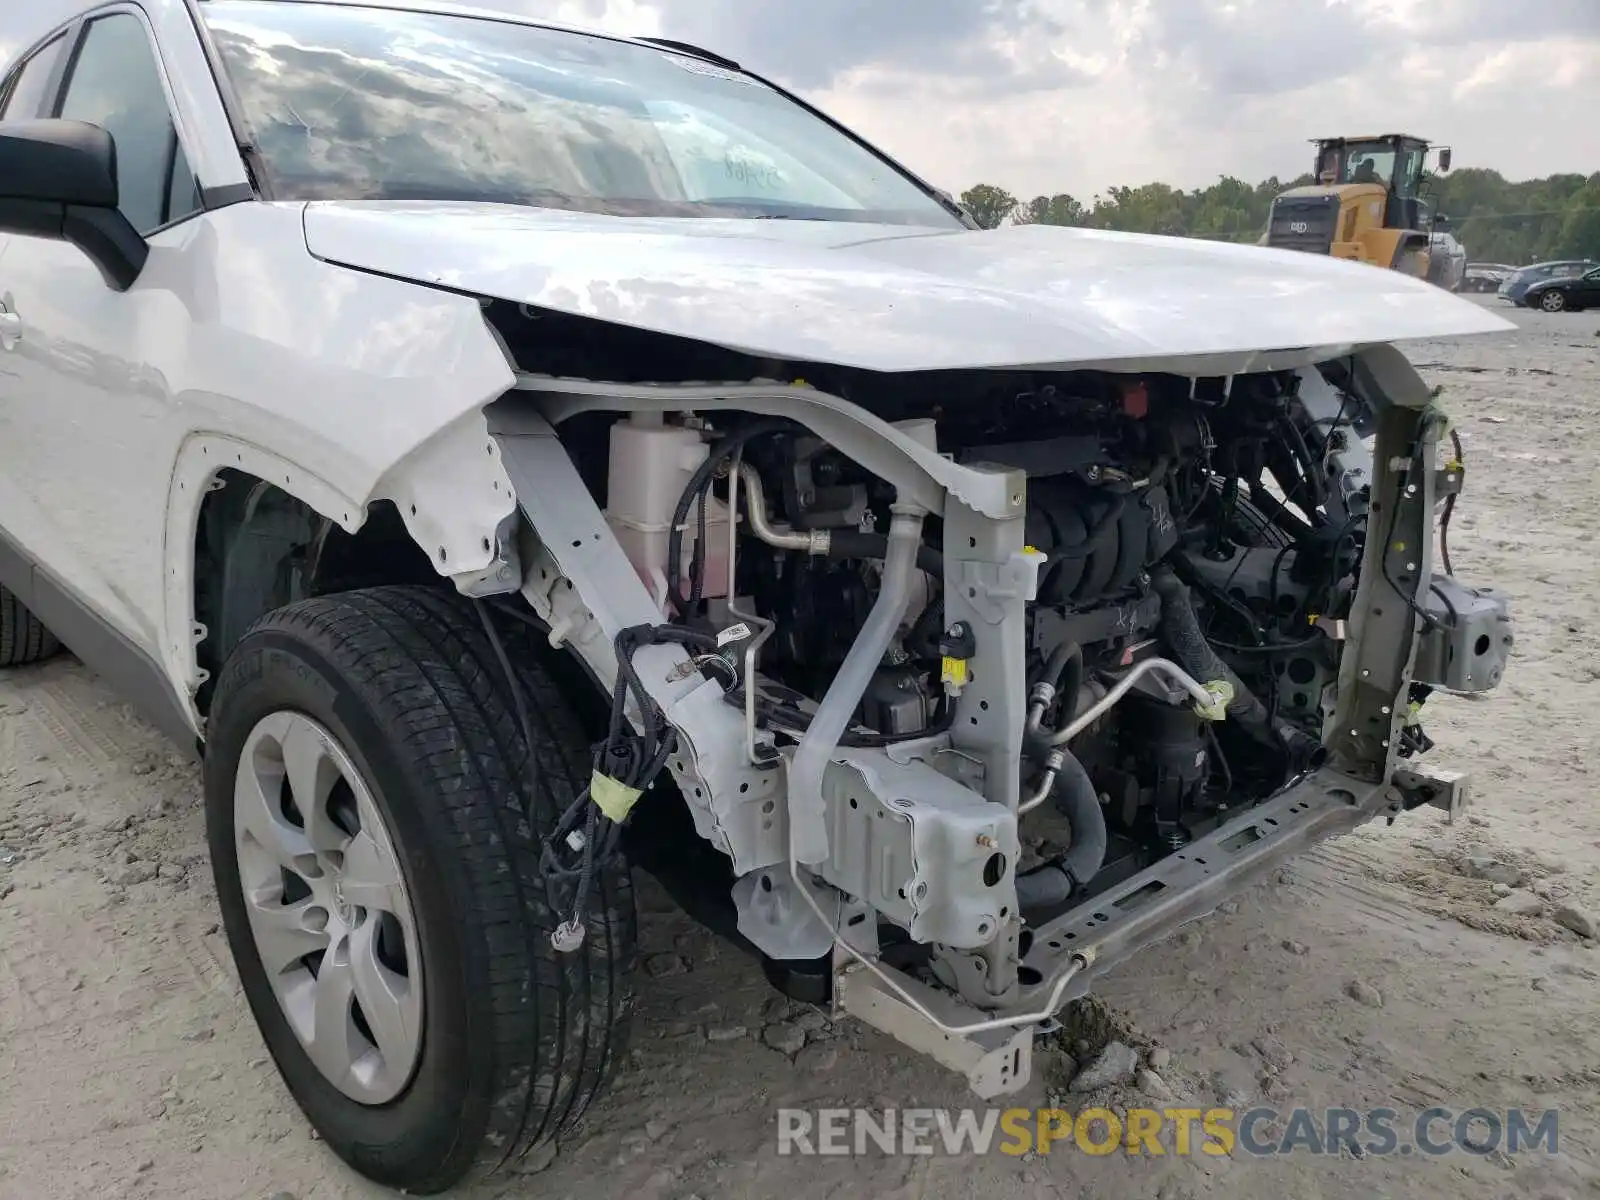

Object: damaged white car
[0,0,1515,1192]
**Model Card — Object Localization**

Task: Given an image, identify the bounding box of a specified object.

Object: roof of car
[5,0,740,81]
[191,0,736,66]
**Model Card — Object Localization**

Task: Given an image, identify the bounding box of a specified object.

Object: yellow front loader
[1262,134,1452,279]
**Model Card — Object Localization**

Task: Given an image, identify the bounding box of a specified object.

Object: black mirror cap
[0,119,146,290]
[64,205,149,290]
[0,119,119,208]
[1438,146,1453,172]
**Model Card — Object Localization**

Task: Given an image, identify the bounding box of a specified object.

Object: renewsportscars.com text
[776,1106,1559,1158]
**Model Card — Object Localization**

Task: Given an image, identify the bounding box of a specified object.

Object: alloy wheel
[233,711,424,1104]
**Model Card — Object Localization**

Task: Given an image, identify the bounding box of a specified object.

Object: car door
[1578,268,1600,308]
[0,9,203,661]
[0,29,75,594]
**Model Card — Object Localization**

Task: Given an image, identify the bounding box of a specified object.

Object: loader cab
[1268,133,1449,276]
[1314,134,1434,230]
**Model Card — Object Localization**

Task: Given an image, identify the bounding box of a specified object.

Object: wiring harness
[476,602,721,952]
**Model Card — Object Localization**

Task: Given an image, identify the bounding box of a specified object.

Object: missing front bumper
[834,763,1409,1097]
[1011,765,1392,1009]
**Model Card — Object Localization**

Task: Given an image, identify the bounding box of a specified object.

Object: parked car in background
[1518,264,1600,312]
[1426,228,1467,291]
[1459,262,1518,293]
[1499,260,1600,305]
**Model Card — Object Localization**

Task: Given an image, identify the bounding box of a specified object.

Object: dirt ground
[2,298,1599,1200]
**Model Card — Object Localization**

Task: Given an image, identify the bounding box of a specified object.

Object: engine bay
[557,366,1403,912]
[490,334,1512,1043]
[728,372,1361,906]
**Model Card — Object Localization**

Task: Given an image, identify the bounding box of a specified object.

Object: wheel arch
[171,414,520,726]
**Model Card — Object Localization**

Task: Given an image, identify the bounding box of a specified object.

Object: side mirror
[0,119,147,290]
[1438,146,1453,172]
[1434,212,1452,231]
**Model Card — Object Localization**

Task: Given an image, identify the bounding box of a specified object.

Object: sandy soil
[2,298,1599,1200]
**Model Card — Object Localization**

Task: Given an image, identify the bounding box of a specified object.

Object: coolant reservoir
[605,414,730,611]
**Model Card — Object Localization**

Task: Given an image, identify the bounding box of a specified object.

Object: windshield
[1339,141,1424,196]
[1341,145,1394,186]
[201,1,959,225]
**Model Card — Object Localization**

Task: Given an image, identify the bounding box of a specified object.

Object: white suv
[0,0,1514,1192]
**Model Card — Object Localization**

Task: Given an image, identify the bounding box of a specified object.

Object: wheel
[1540,290,1567,312]
[0,584,60,666]
[204,586,636,1193]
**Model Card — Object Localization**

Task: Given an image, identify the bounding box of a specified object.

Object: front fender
[157,204,521,709]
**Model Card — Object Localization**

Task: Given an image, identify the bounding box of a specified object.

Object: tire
[1539,290,1567,312]
[204,586,636,1193]
[0,584,60,666]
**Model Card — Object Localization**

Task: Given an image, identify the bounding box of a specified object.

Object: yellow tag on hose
[1194,678,1234,722]
[941,655,968,688]
[590,771,644,823]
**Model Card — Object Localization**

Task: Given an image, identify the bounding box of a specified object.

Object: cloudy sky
[6,0,1597,200]
[527,0,1600,199]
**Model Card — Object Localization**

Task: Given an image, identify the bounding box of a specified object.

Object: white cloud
[500,0,1599,198]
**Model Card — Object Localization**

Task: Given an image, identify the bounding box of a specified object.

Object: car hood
[302,201,1513,374]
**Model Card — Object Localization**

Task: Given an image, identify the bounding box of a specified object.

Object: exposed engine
[588,364,1408,919]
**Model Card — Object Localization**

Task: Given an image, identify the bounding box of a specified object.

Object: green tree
[1554,182,1600,259]
[959,184,1018,229]
[960,166,1600,264]
[1017,193,1086,226]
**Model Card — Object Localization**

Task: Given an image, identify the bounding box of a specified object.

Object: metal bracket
[833,961,1033,1099]
[732,868,841,960]
[1327,380,1439,781]
[452,511,523,598]
[940,489,1036,812]
[1391,762,1472,823]
[523,375,1026,520]
[1413,575,1512,692]
[820,749,1018,949]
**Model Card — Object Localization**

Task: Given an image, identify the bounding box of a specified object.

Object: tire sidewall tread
[203,586,635,1193]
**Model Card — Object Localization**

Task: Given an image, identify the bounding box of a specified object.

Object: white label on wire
[717,622,752,646]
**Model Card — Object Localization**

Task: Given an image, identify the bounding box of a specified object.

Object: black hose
[826,530,944,577]
[1038,640,1083,707]
[666,418,794,615]
[1439,428,1464,576]
[1151,564,1320,766]
[1026,642,1083,753]
[1172,554,1265,645]
[1280,414,1328,512]
[1015,749,1107,913]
